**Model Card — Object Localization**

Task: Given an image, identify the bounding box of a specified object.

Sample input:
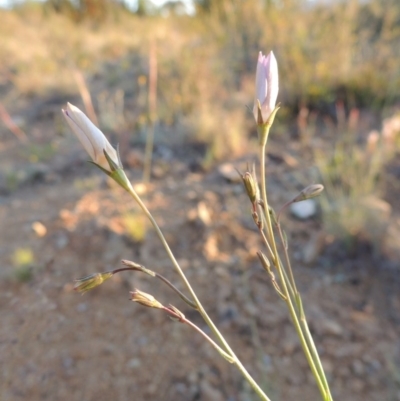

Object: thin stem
[183,318,233,361]
[257,225,296,300]
[114,265,197,309]
[259,142,328,401]
[125,182,271,401]
[275,193,332,400]
[276,223,298,296]
[163,306,234,363]
[259,141,279,267]
[300,315,333,401]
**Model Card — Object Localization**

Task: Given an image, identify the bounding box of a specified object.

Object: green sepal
[109,168,131,192]
[265,104,280,128]
[88,147,132,192]
[257,104,281,146]
[103,149,120,172]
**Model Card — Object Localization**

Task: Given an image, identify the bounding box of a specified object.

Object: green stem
[125,181,271,401]
[300,313,333,401]
[276,222,298,298]
[275,184,333,401]
[114,264,198,309]
[259,144,328,401]
[258,227,296,300]
[259,133,279,266]
[163,306,235,363]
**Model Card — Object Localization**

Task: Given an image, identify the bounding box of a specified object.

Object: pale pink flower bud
[253,51,279,124]
[62,103,121,172]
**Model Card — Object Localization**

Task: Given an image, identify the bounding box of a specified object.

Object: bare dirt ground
[1,98,400,401]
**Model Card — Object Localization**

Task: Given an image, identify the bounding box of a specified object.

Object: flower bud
[62,103,121,173]
[130,289,164,309]
[74,272,113,293]
[253,51,279,125]
[239,171,259,204]
[293,184,324,203]
[257,251,271,273]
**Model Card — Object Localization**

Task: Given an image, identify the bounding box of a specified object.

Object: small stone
[218,163,241,183]
[197,201,211,225]
[127,358,141,369]
[32,221,47,237]
[290,199,317,219]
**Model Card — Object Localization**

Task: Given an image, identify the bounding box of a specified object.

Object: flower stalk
[62,103,272,401]
[64,44,334,401]
[252,51,333,401]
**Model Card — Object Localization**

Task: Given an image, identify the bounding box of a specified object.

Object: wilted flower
[74,272,113,293]
[293,184,324,203]
[256,251,271,273]
[238,170,259,204]
[130,289,164,309]
[62,103,121,172]
[253,51,279,124]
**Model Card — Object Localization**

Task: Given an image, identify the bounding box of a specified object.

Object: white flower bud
[62,102,120,172]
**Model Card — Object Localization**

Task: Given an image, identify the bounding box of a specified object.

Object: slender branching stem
[259,137,279,265]
[163,306,235,363]
[276,197,333,401]
[114,265,197,309]
[125,181,271,401]
[259,142,329,401]
[300,317,333,401]
[276,222,298,296]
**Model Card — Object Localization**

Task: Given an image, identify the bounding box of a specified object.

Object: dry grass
[1,0,399,163]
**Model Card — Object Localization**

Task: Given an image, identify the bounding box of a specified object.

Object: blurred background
[1,0,400,400]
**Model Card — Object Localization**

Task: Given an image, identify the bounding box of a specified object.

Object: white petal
[265,51,279,113]
[62,107,97,161]
[254,51,268,121]
[63,103,120,171]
